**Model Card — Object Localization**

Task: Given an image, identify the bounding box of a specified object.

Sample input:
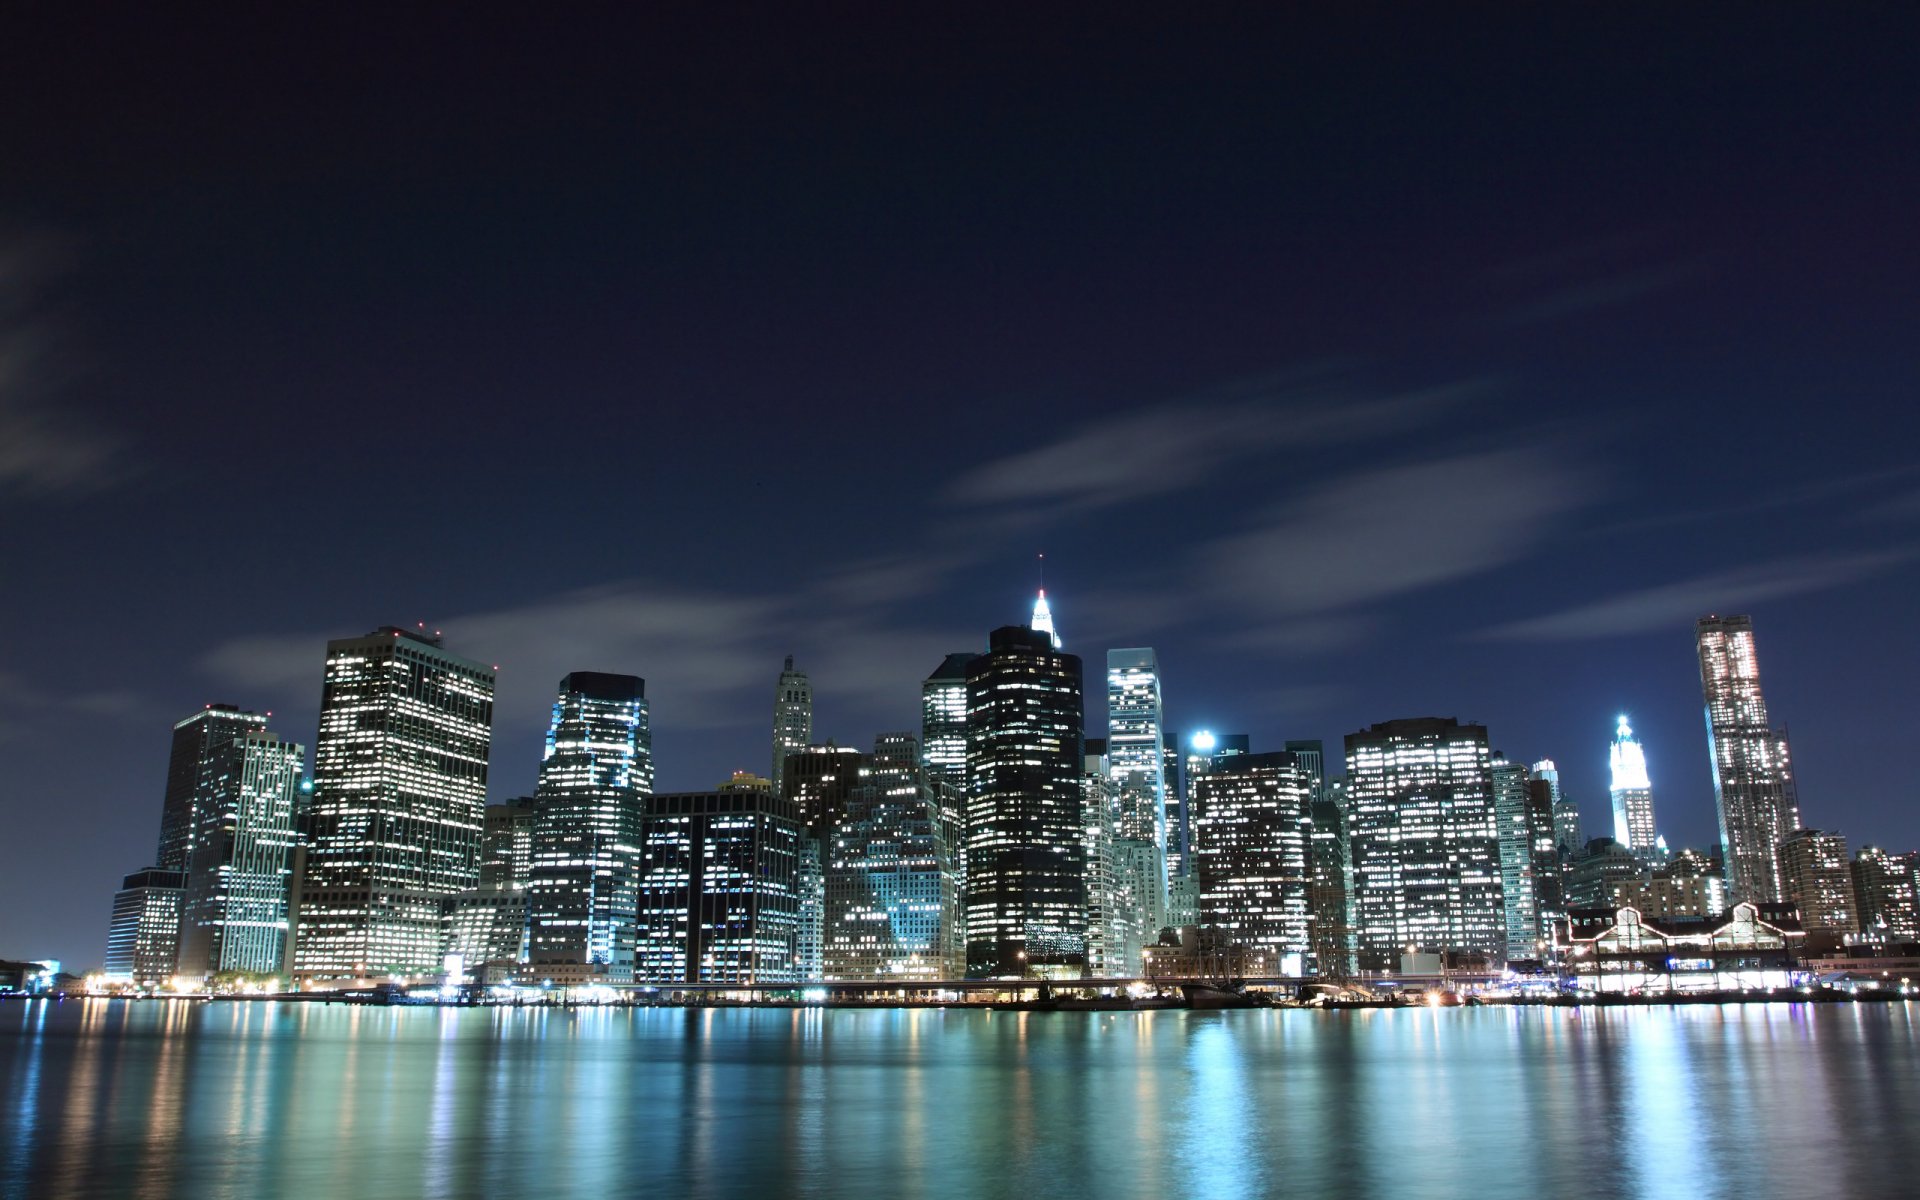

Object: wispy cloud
[1479,549,1919,641]
[0,232,126,498]
[943,376,1474,517]
[1199,446,1594,627]
[1491,263,1705,326]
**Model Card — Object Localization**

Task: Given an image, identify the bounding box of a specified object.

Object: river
[3,998,1914,1199]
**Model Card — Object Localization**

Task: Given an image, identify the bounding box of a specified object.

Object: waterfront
[3,1000,1917,1199]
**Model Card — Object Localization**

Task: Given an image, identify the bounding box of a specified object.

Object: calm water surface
[2,998,1915,1199]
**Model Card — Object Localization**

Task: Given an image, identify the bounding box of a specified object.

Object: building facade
[965,624,1084,976]
[920,652,976,791]
[1852,846,1919,944]
[823,734,964,979]
[635,790,801,984]
[1308,795,1356,978]
[291,627,495,985]
[1777,828,1857,942]
[156,705,270,873]
[526,672,652,984]
[1344,718,1505,971]
[104,868,185,987]
[177,729,305,980]
[1194,751,1314,975]
[1106,648,1168,943]
[771,656,812,798]
[1697,614,1800,903]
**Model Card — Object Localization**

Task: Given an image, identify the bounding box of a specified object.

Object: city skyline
[3,10,1918,978]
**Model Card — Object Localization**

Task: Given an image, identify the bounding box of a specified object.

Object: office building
[824,734,963,979]
[1344,718,1505,971]
[479,797,539,892]
[1530,758,1579,862]
[1194,751,1314,974]
[1697,615,1800,903]
[920,652,976,790]
[635,790,802,984]
[1491,753,1542,963]
[156,704,270,872]
[1777,828,1857,942]
[1171,730,1246,928]
[1852,846,1919,944]
[1609,716,1659,855]
[1565,837,1648,909]
[1308,795,1356,977]
[177,729,305,980]
[1106,648,1168,936]
[771,656,812,798]
[103,868,185,987]
[965,624,1084,976]
[1525,777,1567,948]
[291,627,495,985]
[526,672,652,984]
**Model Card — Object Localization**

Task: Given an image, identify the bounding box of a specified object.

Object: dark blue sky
[4,8,1918,970]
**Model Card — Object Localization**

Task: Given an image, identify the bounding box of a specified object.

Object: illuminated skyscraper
[1490,753,1539,963]
[103,868,184,987]
[1608,716,1659,855]
[1030,588,1061,648]
[177,728,305,980]
[1194,751,1314,973]
[291,627,495,985]
[1697,615,1800,903]
[1852,846,1919,944]
[920,652,976,790]
[635,790,801,984]
[1776,828,1856,940]
[965,624,1084,976]
[782,744,865,979]
[526,672,651,985]
[771,656,812,798]
[1106,649,1168,944]
[156,704,270,872]
[1344,718,1505,970]
[1532,758,1580,861]
[823,733,964,979]
[1308,795,1355,977]
[444,797,538,985]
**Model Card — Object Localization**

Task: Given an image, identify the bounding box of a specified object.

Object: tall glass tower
[1696,614,1799,903]
[157,705,270,872]
[1105,648,1168,946]
[526,671,651,984]
[1608,715,1658,855]
[919,652,975,790]
[177,727,306,980]
[1490,752,1538,963]
[771,656,812,798]
[965,624,1084,976]
[291,627,495,985]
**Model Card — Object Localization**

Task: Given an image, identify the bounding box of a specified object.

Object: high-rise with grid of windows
[965,623,1084,977]
[1344,718,1505,971]
[526,672,651,984]
[1697,615,1799,904]
[290,627,494,985]
[1194,751,1315,973]
[177,727,305,980]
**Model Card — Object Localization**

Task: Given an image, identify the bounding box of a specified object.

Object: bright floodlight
[1191,730,1217,752]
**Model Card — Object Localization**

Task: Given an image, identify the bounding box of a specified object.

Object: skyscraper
[1852,846,1919,944]
[1777,828,1856,941]
[177,727,305,980]
[1169,731,1247,929]
[1608,716,1659,855]
[781,744,865,980]
[771,656,813,798]
[445,797,539,985]
[1106,648,1168,944]
[920,652,976,790]
[1532,758,1580,862]
[526,672,652,985]
[1194,751,1314,974]
[822,733,964,980]
[1490,753,1540,963]
[291,627,495,985]
[1308,795,1355,978]
[1697,615,1800,903]
[156,704,270,872]
[965,624,1084,976]
[1344,718,1505,971]
[103,868,185,987]
[1030,588,1061,648]
[635,789,801,984]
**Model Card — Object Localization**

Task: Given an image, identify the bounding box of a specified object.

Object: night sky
[5,9,1918,971]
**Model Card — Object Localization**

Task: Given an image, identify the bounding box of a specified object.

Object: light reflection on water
[0,1000,1914,1200]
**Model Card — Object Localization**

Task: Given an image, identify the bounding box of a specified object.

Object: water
[2,999,1916,1200]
